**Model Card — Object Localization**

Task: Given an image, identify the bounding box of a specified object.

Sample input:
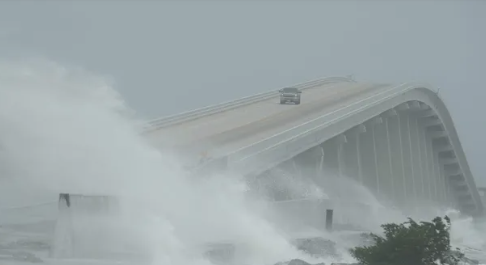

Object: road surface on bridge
[145,81,391,160]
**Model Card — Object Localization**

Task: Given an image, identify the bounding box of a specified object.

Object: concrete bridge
[19,76,483,263]
[144,76,484,218]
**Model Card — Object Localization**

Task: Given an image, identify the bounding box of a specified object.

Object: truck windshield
[282,87,299,93]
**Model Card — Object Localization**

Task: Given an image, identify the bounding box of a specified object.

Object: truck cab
[279,87,302,105]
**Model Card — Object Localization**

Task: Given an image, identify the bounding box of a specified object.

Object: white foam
[0,58,311,265]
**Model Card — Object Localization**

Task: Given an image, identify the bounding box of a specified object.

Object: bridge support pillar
[343,124,366,184]
[441,158,460,209]
[321,134,347,177]
[423,126,434,203]
[399,111,414,210]
[440,147,458,208]
[408,112,424,212]
[405,102,434,214]
[293,146,324,181]
[434,152,446,206]
[321,139,338,175]
[424,128,439,205]
[318,146,325,178]
[431,139,442,205]
[427,125,449,206]
[361,119,381,195]
[446,167,461,208]
[387,110,406,208]
[336,135,347,178]
[417,115,432,204]
[374,111,395,204]
[292,158,301,179]
[320,134,347,179]
[438,160,450,207]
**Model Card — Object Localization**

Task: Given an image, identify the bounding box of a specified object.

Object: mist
[0,59,321,264]
[0,1,485,264]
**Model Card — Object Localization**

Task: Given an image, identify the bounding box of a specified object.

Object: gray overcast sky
[1,0,485,185]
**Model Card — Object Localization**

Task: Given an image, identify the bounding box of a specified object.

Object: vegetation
[349,216,465,265]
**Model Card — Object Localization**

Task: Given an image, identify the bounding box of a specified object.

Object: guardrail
[144,76,355,131]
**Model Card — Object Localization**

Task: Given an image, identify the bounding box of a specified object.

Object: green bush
[349,216,464,265]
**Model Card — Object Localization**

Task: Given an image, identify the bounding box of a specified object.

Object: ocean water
[0,58,484,265]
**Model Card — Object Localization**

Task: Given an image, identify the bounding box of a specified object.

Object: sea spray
[444,208,486,263]
[0,58,309,265]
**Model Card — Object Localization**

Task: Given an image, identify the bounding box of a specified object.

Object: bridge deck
[146,82,392,161]
[145,82,344,145]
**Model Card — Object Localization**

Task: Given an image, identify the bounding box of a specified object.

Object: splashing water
[443,209,486,263]
[0,58,316,265]
[303,171,486,263]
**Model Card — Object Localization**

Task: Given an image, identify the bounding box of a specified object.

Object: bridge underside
[244,101,480,218]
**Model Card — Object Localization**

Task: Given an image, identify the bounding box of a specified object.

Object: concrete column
[361,120,380,194]
[435,153,445,205]
[443,160,464,209]
[356,130,364,184]
[343,125,366,184]
[417,117,430,202]
[408,113,423,205]
[375,112,395,202]
[447,176,458,208]
[292,146,322,183]
[387,112,406,207]
[322,139,338,172]
[438,151,457,207]
[321,136,347,179]
[310,143,331,199]
[445,168,458,208]
[399,112,414,208]
[292,158,301,179]
[406,115,417,202]
[336,135,347,178]
[423,130,436,203]
[317,146,325,178]
[446,166,462,209]
[438,161,449,206]
[343,132,359,181]
[423,117,446,205]
[385,118,396,200]
[371,119,382,197]
[426,134,439,203]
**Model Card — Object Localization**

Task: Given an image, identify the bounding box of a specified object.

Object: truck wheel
[295,100,301,105]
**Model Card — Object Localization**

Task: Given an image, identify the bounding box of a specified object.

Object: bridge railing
[144,76,355,131]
